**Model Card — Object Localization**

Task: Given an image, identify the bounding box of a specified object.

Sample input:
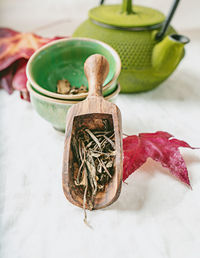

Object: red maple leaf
[0,28,65,100]
[123,131,196,186]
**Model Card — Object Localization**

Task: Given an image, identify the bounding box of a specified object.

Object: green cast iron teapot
[73,0,190,93]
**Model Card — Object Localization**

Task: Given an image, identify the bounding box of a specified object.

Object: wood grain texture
[62,54,123,210]
[84,54,109,97]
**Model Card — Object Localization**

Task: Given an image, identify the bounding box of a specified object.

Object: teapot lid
[89,5,165,28]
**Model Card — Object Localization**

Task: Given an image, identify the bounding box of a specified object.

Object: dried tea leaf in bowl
[57,79,71,94]
[57,79,88,95]
[79,85,88,93]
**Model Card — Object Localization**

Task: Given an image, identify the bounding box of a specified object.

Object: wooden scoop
[62,54,123,210]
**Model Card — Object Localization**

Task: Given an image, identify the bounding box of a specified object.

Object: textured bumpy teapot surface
[73,0,189,93]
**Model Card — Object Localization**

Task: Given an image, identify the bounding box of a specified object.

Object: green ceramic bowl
[27,81,120,132]
[26,38,121,100]
[29,81,118,100]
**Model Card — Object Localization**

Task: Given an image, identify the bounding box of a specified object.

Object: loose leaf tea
[57,79,71,94]
[0,27,65,100]
[70,114,115,222]
[123,131,196,186]
[57,79,87,95]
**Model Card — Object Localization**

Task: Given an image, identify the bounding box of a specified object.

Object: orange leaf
[0,27,65,98]
[0,28,55,71]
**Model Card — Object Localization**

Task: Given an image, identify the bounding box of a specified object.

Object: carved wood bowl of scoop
[62,54,123,210]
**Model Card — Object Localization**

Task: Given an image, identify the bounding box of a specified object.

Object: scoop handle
[84,54,109,97]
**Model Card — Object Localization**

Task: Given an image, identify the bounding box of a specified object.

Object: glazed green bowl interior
[29,39,117,92]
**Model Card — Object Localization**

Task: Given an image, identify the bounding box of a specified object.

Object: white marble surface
[0,1,200,258]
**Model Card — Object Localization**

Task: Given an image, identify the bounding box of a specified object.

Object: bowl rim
[26,37,121,100]
[27,81,120,105]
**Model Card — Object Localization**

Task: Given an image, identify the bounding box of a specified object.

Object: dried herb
[57,79,87,95]
[57,79,71,94]
[71,120,115,222]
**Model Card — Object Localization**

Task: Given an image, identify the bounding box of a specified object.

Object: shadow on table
[149,70,200,103]
[181,28,200,41]
[106,154,200,213]
[119,69,200,104]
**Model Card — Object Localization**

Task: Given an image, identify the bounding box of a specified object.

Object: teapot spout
[152,34,190,76]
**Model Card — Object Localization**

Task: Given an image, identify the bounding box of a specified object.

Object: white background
[0,1,200,258]
[0,0,200,35]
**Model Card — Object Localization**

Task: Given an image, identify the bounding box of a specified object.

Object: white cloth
[0,1,200,257]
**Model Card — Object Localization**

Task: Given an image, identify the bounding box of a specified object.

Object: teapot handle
[156,0,180,40]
